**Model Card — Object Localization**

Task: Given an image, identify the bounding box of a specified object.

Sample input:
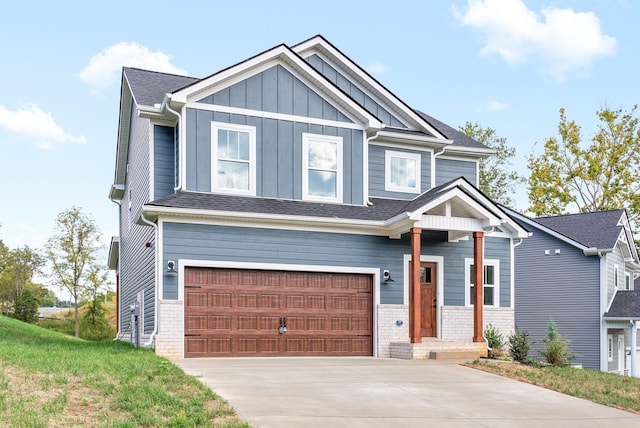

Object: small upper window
[385,151,420,193]
[211,122,256,195]
[302,133,342,202]
[614,265,619,289]
[625,272,632,290]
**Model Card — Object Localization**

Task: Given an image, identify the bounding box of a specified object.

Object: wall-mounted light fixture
[166,260,178,276]
[383,269,394,282]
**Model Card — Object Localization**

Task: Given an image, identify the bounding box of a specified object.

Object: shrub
[508,328,530,363]
[484,324,504,358]
[38,319,75,336]
[12,289,40,323]
[539,319,575,366]
[79,298,115,341]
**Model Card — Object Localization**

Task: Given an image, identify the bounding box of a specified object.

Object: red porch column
[410,227,422,344]
[473,231,484,343]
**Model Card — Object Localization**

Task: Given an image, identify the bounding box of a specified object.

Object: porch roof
[604,290,640,321]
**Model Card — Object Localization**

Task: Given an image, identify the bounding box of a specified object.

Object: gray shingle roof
[416,111,489,150]
[535,210,625,249]
[124,67,198,107]
[604,290,640,319]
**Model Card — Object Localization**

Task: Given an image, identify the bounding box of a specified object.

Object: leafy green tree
[528,106,640,224]
[0,245,43,316]
[460,122,524,206]
[45,207,106,338]
[12,289,40,323]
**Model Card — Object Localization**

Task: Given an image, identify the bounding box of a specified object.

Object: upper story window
[302,133,342,203]
[211,122,256,195]
[614,264,619,289]
[465,258,500,307]
[385,150,420,193]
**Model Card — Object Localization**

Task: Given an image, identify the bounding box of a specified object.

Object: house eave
[109,184,125,202]
[107,236,120,270]
[141,205,392,236]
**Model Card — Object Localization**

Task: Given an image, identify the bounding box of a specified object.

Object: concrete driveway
[174,357,640,428]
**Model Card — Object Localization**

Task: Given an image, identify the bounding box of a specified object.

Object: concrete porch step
[390,339,487,360]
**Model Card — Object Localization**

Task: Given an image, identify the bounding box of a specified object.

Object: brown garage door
[184,267,373,357]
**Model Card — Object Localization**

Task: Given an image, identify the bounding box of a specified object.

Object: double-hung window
[625,271,632,290]
[614,265,620,289]
[465,258,500,307]
[211,122,256,195]
[385,150,420,193]
[302,133,342,202]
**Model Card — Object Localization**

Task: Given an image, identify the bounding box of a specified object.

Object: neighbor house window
[614,265,619,289]
[625,272,632,290]
[211,122,256,195]
[608,334,613,361]
[385,150,420,193]
[465,258,500,307]
[302,133,342,202]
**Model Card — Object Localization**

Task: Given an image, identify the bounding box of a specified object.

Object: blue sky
[0,0,637,269]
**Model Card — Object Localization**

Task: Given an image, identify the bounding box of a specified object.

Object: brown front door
[420,262,437,337]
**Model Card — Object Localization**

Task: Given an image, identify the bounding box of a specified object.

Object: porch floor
[390,338,488,360]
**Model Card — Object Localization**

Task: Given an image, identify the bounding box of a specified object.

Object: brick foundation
[154,300,184,359]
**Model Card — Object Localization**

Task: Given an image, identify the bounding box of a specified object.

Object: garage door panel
[184,268,372,357]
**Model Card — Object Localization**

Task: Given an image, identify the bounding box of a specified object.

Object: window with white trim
[302,133,342,202]
[465,258,500,307]
[614,264,619,289]
[608,334,613,361]
[625,271,632,290]
[385,150,420,193]
[211,122,256,195]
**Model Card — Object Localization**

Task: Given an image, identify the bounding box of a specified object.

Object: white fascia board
[506,209,593,252]
[439,145,496,159]
[292,37,444,138]
[142,205,390,236]
[373,129,452,148]
[169,45,381,129]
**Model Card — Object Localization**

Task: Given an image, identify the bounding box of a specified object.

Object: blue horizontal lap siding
[162,223,513,309]
[154,125,175,199]
[368,145,432,199]
[435,158,477,186]
[305,54,406,128]
[514,229,601,369]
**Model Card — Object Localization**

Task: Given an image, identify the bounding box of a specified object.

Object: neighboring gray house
[508,209,640,375]
[108,35,528,359]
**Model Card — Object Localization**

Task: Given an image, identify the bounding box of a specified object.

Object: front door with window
[419,262,437,337]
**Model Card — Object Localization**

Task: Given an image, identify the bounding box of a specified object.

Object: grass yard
[0,315,248,427]
[468,359,640,414]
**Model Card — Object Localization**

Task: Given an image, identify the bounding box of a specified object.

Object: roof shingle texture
[604,290,640,319]
[534,210,624,249]
[124,67,198,107]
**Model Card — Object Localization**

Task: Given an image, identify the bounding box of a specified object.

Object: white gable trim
[293,36,445,138]
[170,45,382,129]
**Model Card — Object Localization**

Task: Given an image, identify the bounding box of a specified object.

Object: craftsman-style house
[108,35,528,359]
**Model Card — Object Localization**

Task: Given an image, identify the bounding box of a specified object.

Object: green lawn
[468,359,640,414]
[0,315,249,427]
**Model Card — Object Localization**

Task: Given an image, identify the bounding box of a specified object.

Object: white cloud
[367,63,389,74]
[487,100,509,112]
[454,0,616,82]
[0,104,86,148]
[79,42,188,95]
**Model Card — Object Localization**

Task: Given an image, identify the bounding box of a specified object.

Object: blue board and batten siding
[305,54,406,128]
[184,110,363,203]
[162,223,512,307]
[514,229,601,369]
[153,125,175,199]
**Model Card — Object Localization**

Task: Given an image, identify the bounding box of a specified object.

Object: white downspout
[364,130,380,206]
[139,211,159,347]
[163,102,182,192]
[431,147,446,189]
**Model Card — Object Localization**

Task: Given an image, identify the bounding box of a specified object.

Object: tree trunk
[74,294,79,338]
